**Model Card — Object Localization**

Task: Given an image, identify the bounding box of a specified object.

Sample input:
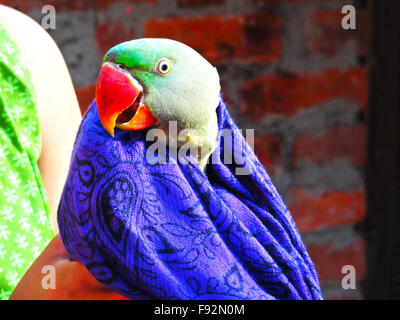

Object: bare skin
[0,6,124,299]
[10,235,128,300]
[0,5,81,232]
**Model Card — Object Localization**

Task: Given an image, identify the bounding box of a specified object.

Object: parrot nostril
[117,63,128,71]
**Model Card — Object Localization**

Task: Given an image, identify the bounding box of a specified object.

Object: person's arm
[9,235,129,300]
[0,7,127,299]
[0,5,82,233]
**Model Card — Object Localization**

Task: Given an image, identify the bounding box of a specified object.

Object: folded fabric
[58,97,322,300]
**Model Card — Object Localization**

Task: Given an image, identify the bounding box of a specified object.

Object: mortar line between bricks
[302,224,361,247]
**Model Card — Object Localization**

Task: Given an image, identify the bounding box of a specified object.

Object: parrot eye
[156,58,172,76]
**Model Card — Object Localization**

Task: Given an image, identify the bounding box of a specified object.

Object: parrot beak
[96,62,159,136]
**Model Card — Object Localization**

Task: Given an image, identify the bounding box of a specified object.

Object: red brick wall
[7,0,370,299]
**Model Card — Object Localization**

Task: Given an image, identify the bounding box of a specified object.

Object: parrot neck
[155,114,218,171]
[186,116,219,171]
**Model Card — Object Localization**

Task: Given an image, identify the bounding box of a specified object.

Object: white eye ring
[156,58,172,75]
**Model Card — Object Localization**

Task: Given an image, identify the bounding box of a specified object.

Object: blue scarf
[58,98,322,300]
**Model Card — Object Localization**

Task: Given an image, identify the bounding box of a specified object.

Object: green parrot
[96,38,221,169]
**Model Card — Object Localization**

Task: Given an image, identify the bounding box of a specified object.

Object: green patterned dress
[0,25,54,300]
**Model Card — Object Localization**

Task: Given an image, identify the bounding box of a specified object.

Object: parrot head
[96,38,221,168]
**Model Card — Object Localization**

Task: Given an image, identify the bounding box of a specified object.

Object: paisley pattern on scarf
[58,98,322,300]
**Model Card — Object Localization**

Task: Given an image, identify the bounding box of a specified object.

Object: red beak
[96,63,158,136]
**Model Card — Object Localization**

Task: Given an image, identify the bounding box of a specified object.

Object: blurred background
[2,0,398,299]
